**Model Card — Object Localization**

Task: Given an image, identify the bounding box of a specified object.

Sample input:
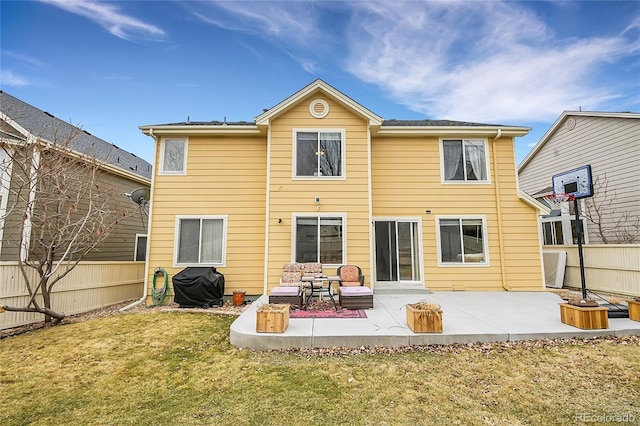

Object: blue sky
[2,1,639,165]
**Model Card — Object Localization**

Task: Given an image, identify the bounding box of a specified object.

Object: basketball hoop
[544,193,575,215]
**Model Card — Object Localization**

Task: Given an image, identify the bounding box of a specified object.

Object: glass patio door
[374,220,421,283]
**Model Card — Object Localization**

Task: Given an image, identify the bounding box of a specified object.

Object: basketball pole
[573,198,588,299]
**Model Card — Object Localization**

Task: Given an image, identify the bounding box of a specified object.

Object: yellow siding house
[139,80,548,304]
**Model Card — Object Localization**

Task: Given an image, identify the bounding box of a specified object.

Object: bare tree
[0,125,133,324]
[583,174,640,244]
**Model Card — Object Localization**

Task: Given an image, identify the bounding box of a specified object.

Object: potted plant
[232,290,246,306]
[406,300,443,333]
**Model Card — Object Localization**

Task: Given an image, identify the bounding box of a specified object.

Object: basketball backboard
[552,165,593,199]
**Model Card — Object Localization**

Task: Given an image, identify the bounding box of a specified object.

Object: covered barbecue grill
[172,267,225,308]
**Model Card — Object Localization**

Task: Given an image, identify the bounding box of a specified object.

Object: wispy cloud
[185,1,334,72]
[0,70,32,87]
[181,1,639,122]
[189,1,320,46]
[2,51,45,68]
[39,0,165,41]
[344,1,636,122]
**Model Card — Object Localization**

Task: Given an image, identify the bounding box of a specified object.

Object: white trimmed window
[437,216,488,265]
[175,216,227,266]
[541,217,587,245]
[134,234,147,261]
[0,147,11,252]
[294,130,344,178]
[0,147,9,184]
[441,139,489,182]
[160,138,187,175]
[294,215,345,265]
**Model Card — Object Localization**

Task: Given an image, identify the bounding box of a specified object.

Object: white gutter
[374,126,530,138]
[517,190,551,215]
[140,125,261,136]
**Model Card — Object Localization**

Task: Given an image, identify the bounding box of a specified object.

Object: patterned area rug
[290,308,367,319]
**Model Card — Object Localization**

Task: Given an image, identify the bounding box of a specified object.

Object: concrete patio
[230,291,640,350]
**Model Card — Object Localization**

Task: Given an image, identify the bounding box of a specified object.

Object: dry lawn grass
[1,310,639,425]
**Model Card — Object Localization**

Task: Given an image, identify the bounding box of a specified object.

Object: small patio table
[303,276,338,310]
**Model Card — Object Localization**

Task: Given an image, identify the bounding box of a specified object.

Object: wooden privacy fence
[0,261,144,330]
[544,244,640,297]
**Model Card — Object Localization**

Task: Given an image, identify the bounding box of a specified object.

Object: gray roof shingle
[1,91,152,180]
[381,119,505,127]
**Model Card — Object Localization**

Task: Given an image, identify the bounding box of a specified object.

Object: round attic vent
[309,99,329,118]
[566,118,576,130]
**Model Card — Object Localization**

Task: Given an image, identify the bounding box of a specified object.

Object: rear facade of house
[140,80,546,303]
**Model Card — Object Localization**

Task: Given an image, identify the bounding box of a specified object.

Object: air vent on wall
[309,99,329,118]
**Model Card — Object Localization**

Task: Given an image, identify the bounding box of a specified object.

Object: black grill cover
[172,267,225,308]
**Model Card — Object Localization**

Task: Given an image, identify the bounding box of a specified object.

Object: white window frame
[440,138,491,184]
[134,234,147,262]
[436,215,490,267]
[291,213,347,266]
[159,138,188,175]
[0,146,13,256]
[292,128,346,180]
[541,215,588,245]
[173,215,228,267]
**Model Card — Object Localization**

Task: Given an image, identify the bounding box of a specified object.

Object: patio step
[373,284,431,295]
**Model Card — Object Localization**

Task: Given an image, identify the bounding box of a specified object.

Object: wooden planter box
[559,303,608,329]
[406,304,443,333]
[256,304,289,333]
[627,300,640,322]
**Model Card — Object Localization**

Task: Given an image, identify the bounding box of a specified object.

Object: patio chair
[336,265,365,287]
[301,262,323,288]
[270,263,304,308]
[279,263,303,287]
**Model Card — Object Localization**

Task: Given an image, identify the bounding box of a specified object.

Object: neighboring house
[0,91,152,262]
[139,79,548,302]
[518,111,640,245]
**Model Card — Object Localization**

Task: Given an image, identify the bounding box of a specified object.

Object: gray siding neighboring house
[518,111,640,245]
[0,91,152,262]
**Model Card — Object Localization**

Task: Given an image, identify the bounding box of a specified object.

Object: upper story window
[294,130,344,178]
[0,148,11,240]
[0,147,10,184]
[442,139,489,182]
[160,138,187,175]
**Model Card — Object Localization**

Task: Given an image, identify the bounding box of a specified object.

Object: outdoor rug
[290,308,367,319]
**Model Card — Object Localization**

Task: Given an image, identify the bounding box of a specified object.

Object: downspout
[367,125,374,291]
[491,129,509,290]
[121,128,156,311]
[262,125,272,296]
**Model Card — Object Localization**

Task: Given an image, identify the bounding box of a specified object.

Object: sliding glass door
[374,220,421,283]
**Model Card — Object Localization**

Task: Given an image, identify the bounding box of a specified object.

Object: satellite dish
[130,188,150,206]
